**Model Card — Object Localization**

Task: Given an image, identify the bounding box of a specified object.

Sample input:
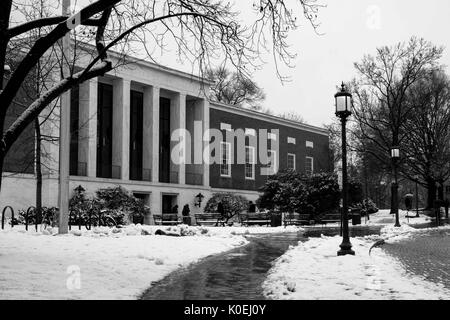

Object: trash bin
[270,212,282,227]
[351,209,361,225]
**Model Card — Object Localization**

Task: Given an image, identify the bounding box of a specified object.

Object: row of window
[219,142,313,179]
[220,123,315,148]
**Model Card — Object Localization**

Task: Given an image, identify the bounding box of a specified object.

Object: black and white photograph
[0,0,449,306]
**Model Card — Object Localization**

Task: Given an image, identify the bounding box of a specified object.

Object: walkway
[383,229,450,290]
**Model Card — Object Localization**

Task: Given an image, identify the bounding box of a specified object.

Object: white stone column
[150,191,161,215]
[202,98,210,187]
[171,93,186,184]
[143,86,160,182]
[112,78,131,180]
[78,78,97,177]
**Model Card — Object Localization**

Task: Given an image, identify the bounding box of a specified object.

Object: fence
[1,205,116,231]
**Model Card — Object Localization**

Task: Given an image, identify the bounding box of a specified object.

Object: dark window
[159,97,171,183]
[96,83,113,178]
[129,90,143,180]
[162,194,177,214]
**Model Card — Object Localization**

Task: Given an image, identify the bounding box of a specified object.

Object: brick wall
[209,106,331,191]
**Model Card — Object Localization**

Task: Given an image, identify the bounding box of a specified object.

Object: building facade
[0,55,331,223]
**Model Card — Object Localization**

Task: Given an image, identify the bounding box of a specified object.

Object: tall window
[245,146,255,180]
[305,156,314,176]
[220,141,231,177]
[287,153,296,170]
[97,82,113,179]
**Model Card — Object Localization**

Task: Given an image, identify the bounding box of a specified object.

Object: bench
[153,213,181,225]
[194,213,225,226]
[319,213,342,225]
[283,213,314,226]
[241,213,271,226]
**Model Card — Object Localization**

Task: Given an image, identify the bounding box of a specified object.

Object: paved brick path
[383,229,450,290]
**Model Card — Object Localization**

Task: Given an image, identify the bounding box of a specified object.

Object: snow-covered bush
[352,198,379,215]
[96,186,149,225]
[204,192,248,222]
[68,185,150,226]
[257,170,340,216]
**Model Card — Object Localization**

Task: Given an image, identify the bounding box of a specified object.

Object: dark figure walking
[216,202,226,226]
[182,204,191,225]
[248,201,256,213]
[404,195,412,214]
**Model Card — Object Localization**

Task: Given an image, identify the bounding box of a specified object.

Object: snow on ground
[368,209,433,226]
[263,210,450,300]
[0,223,303,300]
[263,234,449,300]
[0,224,253,300]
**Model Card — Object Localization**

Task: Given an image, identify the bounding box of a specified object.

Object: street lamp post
[391,147,401,227]
[335,82,355,256]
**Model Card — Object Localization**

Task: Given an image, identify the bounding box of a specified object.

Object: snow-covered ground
[368,209,434,226]
[263,210,450,300]
[0,224,264,300]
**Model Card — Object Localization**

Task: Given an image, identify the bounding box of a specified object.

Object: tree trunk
[426,178,437,209]
[35,118,42,223]
[437,182,444,201]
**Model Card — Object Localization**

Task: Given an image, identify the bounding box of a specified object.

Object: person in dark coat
[172,204,179,214]
[217,202,225,216]
[216,202,226,226]
[248,201,256,213]
[182,204,191,225]
[182,204,190,216]
[404,196,412,213]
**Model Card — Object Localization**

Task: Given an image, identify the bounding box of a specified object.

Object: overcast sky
[239,0,450,128]
[38,1,450,128]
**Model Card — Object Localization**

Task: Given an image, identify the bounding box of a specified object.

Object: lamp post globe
[335,82,352,118]
[335,82,355,256]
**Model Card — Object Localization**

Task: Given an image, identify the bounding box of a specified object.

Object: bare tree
[0,0,324,193]
[4,0,64,217]
[278,110,306,124]
[402,69,450,207]
[206,67,266,109]
[352,36,443,214]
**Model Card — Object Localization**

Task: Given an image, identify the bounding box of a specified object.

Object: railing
[2,206,39,231]
[24,206,36,231]
[1,205,117,231]
[1,206,14,230]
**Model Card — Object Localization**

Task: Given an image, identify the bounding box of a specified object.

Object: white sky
[162,0,450,128]
[17,0,450,128]
[246,0,450,128]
